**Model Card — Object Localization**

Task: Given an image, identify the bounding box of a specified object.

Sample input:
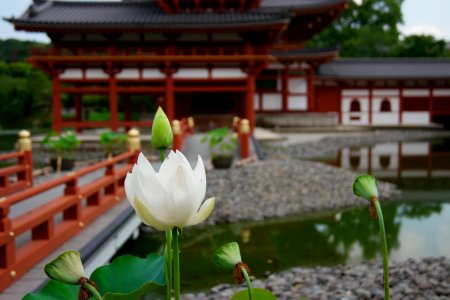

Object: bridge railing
[0,129,141,291]
[172,117,195,151]
[0,131,33,197]
[232,117,251,159]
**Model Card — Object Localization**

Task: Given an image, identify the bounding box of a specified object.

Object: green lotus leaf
[230,288,277,300]
[22,279,79,300]
[89,253,165,299]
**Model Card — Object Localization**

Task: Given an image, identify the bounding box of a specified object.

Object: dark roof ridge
[330,57,450,64]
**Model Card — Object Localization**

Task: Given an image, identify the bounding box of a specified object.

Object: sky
[1,0,450,43]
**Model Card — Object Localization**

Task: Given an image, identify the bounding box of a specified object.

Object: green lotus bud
[353,174,378,201]
[214,242,242,270]
[44,250,84,285]
[151,107,173,150]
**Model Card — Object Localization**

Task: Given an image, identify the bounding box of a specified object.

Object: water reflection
[319,137,450,189]
[116,201,449,292]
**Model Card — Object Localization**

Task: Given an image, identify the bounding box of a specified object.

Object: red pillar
[74,94,82,133]
[52,72,62,132]
[165,73,175,121]
[282,65,289,112]
[308,65,316,111]
[368,87,373,125]
[428,88,433,123]
[399,86,403,124]
[245,73,255,131]
[109,72,118,131]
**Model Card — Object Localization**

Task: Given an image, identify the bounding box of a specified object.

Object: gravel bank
[204,157,399,225]
[184,257,450,300]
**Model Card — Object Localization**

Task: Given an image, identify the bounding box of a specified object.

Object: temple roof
[317,58,450,80]
[8,0,346,32]
[272,46,339,64]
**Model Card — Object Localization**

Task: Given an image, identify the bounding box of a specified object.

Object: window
[380,98,391,112]
[350,98,361,112]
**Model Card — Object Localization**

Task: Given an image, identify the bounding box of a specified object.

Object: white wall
[262,94,282,110]
[402,112,429,124]
[288,96,307,110]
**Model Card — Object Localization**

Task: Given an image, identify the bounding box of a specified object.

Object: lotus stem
[164,230,173,300]
[82,281,102,300]
[159,148,172,300]
[240,266,254,300]
[373,199,390,300]
[173,227,181,300]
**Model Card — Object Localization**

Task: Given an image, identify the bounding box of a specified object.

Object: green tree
[0,39,48,63]
[308,0,404,57]
[392,34,449,57]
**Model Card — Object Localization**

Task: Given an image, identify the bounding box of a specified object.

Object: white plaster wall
[372,97,399,112]
[288,78,307,93]
[342,89,369,97]
[402,142,429,156]
[116,68,140,79]
[402,112,429,124]
[173,68,208,79]
[372,89,399,97]
[85,69,108,79]
[142,69,165,79]
[254,94,260,110]
[262,94,282,110]
[433,89,450,96]
[372,113,399,124]
[287,96,307,110]
[211,68,246,78]
[60,69,83,79]
[341,95,369,125]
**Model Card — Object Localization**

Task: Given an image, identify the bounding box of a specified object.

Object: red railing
[172,117,195,151]
[0,150,139,291]
[0,131,33,197]
[232,117,251,159]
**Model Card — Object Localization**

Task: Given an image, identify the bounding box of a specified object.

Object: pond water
[116,136,450,292]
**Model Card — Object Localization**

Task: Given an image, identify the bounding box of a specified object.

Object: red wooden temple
[8,0,450,130]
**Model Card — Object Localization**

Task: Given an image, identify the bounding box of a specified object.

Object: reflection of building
[339,141,450,179]
[8,1,450,131]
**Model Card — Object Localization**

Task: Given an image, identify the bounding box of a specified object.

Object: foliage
[308,0,404,57]
[0,61,51,129]
[0,39,48,63]
[391,35,450,57]
[23,253,165,300]
[201,127,237,155]
[99,130,128,155]
[42,131,80,158]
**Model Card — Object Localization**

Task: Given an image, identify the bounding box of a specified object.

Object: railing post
[0,201,15,269]
[17,130,33,188]
[63,173,82,221]
[187,117,195,135]
[127,129,141,164]
[172,120,182,151]
[239,119,251,159]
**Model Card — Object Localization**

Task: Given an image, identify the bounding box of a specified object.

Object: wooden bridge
[0,118,252,299]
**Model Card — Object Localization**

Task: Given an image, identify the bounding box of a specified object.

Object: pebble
[184,257,450,300]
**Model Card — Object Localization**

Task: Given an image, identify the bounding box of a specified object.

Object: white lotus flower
[125,150,215,230]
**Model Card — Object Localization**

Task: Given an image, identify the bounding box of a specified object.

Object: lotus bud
[151,107,173,150]
[214,242,242,270]
[44,250,84,285]
[353,174,378,201]
[214,242,250,285]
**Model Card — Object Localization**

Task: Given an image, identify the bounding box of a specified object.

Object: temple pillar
[74,94,82,133]
[109,71,118,131]
[164,71,175,121]
[245,73,255,131]
[52,71,62,133]
[282,65,289,112]
[308,65,316,112]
